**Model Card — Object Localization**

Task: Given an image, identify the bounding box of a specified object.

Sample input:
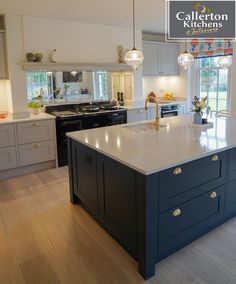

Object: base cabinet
[68,139,236,280]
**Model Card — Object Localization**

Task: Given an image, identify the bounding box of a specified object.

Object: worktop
[67,114,236,175]
[0,112,55,125]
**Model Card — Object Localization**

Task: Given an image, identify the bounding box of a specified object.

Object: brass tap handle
[210,192,217,199]
[173,208,181,217]
[173,167,182,175]
[211,155,219,161]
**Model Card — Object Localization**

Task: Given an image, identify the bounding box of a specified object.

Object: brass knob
[173,167,182,175]
[34,143,40,148]
[211,155,219,161]
[173,208,181,217]
[33,122,39,126]
[210,192,217,199]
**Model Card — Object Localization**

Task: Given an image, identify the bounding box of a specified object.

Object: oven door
[56,118,83,167]
[161,110,178,118]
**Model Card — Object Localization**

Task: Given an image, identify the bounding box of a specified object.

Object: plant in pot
[192,96,208,124]
[28,101,42,115]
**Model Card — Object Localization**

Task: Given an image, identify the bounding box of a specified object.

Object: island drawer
[158,152,226,212]
[17,120,54,144]
[225,180,236,216]
[227,148,236,182]
[159,185,224,257]
[0,124,15,147]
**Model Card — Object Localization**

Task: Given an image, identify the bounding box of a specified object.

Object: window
[196,56,230,112]
[26,72,51,100]
[93,72,111,100]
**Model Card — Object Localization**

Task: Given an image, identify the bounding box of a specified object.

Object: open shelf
[21,62,132,72]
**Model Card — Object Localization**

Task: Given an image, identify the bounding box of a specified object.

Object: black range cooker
[45,102,127,167]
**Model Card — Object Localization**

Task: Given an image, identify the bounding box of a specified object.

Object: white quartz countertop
[0,112,55,125]
[67,115,236,175]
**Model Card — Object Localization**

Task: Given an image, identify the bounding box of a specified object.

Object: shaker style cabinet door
[0,124,15,147]
[142,41,179,76]
[142,42,160,76]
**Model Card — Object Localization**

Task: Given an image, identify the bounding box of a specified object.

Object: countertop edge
[66,133,235,175]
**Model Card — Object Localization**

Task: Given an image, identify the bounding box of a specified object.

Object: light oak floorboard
[0,167,236,284]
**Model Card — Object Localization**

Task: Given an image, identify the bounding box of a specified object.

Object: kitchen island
[67,115,236,279]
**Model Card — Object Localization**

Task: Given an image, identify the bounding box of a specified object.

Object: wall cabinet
[142,41,179,76]
[0,32,8,79]
[112,72,133,101]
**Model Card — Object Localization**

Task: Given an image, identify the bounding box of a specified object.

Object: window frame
[193,56,231,112]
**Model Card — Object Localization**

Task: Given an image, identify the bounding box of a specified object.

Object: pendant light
[124,0,144,70]
[177,41,194,70]
[218,41,232,70]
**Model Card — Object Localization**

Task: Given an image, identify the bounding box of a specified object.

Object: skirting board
[0,160,56,180]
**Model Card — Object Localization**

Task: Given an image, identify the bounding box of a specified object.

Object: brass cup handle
[33,122,39,126]
[173,167,182,175]
[210,192,217,199]
[173,208,181,217]
[211,155,219,161]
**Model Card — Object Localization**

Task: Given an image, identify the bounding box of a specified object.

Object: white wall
[4,15,143,116]
[142,75,186,98]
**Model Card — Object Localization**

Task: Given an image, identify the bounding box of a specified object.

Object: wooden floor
[1,168,236,284]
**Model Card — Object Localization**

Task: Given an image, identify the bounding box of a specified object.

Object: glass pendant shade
[124,48,144,70]
[177,51,194,70]
[218,55,232,69]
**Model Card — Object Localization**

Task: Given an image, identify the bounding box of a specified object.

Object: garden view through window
[198,56,230,112]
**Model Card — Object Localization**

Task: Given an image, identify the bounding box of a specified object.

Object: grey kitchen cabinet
[143,41,179,76]
[0,32,8,79]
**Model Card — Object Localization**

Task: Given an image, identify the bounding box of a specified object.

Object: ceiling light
[177,41,194,70]
[218,41,232,70]
[70,71,78,76]
[124,0,144,70]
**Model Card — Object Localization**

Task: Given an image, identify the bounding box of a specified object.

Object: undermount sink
[123,122,167,132]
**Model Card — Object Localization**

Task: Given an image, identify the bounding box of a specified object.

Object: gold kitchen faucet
[145,94,159,130]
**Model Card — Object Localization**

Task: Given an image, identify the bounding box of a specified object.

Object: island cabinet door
[72,142,98,217]
[158,152,226,212]
[97,154,137,257]
[225,180,236,216]
[227,148,236,182]
[159,185,224,258]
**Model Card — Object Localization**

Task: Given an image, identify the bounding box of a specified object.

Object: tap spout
[145,94,159,129]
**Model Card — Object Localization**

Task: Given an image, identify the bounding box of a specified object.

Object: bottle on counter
[120,92,124,106]
[117,92,120,105]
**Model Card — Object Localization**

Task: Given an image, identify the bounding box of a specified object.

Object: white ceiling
[0,0,165,33]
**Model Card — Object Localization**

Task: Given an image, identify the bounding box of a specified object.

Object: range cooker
[45,102,127,167]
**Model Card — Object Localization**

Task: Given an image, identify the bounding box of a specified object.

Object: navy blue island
[67,115,236,279]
